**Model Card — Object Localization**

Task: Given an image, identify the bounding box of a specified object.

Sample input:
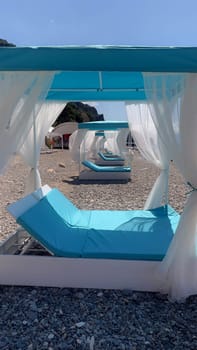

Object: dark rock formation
[53,102,104,127]
[0,38,15,47]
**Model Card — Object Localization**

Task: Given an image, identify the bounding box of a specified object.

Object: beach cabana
[0,46,197,300]
[70,121,131,181]
[46,121,78,149]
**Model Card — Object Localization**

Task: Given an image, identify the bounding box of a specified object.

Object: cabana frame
[77,121,131,181]
[1,46,197,295]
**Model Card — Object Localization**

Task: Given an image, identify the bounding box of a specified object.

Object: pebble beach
[0,149,196,350]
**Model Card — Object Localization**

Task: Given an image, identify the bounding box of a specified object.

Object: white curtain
[116,129,129,153]
[0,72,54,173]
[80,131,97,161]
[126,102,170,209]
[143,72,197,300]
[104,131,119,155]
[19,102,66,194]
[98,135,106,153]
[95,135,105,154]
[69,129,88,163]
[88,133,102,159]
[116,128,130,156]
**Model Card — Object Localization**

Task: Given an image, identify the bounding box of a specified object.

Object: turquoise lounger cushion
[82,160,131,172]
[17,190,87,257]
[83,205,179,231]
[17,188,180,260]
[42,189,86,227]
[84,207,179,260]
[98,151,125,162]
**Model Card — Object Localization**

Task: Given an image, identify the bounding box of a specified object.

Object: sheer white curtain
[104,131,119,155]
[126,102,170,209]
[116,129,128,153]
[89,133,101,159]
[117,128,130,155]
[80,131,97,161]
[19,102,66,194]
[0,72,54,173]
[95,135,105,154]
[143,72,197,300]
[69,129,88,163]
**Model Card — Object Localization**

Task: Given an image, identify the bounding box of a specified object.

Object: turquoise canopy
[48,71,146,101]
[1,46,197,71]
[1,45,197,101]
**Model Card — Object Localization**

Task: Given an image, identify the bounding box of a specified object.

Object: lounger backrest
[16,189,88,257]
[98,151,125,162]
[7,184,52,219]
[37,189,84,226]
[7,187,85,227]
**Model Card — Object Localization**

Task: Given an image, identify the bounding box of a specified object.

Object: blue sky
[1,0,197,47]
[1,0,197,120]
[92,102,127,121]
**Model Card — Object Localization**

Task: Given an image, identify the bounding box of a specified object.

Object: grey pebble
[0,150,195,350]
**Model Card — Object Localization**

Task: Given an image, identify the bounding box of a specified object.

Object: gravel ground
[0,149,196,350]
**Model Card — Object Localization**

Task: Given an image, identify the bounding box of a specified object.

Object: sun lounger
[98,151,125,162]
[82,160,130,172]
[7,186,180,261]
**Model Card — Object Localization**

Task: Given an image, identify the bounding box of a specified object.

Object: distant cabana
[69,121,131,181]
[46,121,78,149]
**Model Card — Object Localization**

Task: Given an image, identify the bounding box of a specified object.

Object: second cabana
[69,120,132,182]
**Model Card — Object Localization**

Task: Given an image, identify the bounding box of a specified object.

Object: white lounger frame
[2,184,181,294]
[79,169,131,182]
[0,229,161,291]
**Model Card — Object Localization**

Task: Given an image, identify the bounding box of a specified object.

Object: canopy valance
[1,46,197,72]
[1,46,197,101]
